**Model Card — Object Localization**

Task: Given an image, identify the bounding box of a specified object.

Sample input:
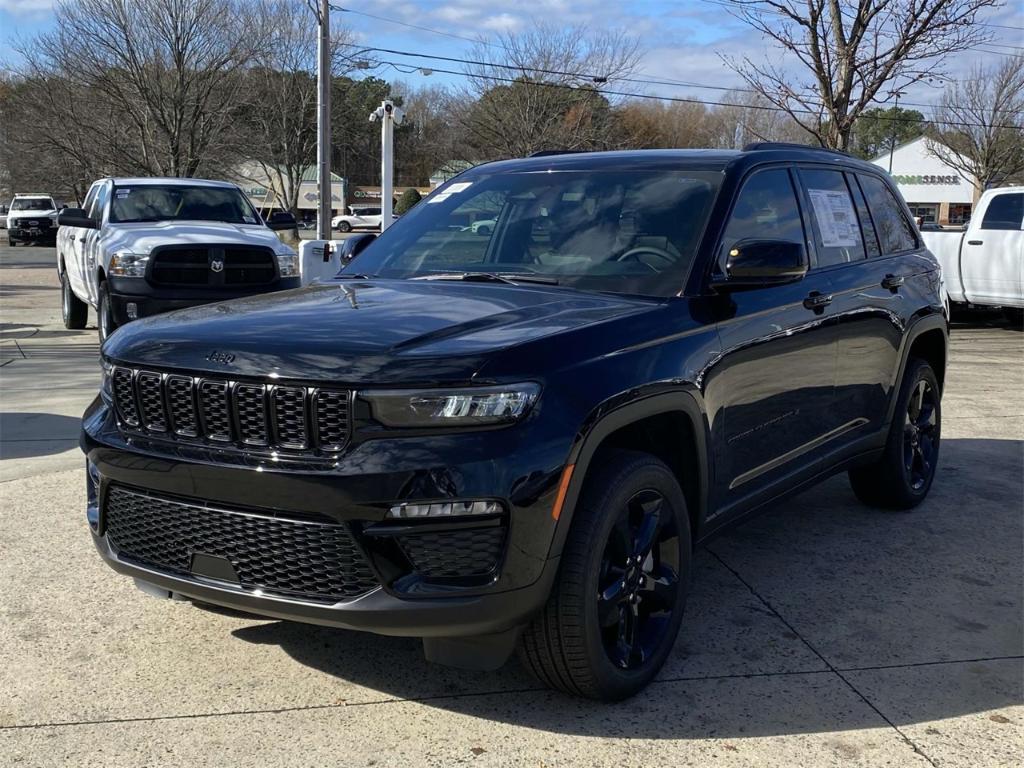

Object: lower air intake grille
[398,526,506,578]
[104,486,379,602]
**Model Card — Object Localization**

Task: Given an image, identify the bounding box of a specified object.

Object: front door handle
[967,240,983,245]
[803,292,833,311]
[881,274,904,290]
[77,236,86,242]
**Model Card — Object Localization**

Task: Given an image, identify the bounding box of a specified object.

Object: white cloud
[0,0,55,15]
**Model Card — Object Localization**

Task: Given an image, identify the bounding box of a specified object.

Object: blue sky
[3,0,1024,113]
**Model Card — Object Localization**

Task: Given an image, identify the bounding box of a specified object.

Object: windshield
[11,198,55,211]
[109,185,260,225]
[345,169,721,297]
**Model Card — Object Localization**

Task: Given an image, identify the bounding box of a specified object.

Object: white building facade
[871,136,975,226]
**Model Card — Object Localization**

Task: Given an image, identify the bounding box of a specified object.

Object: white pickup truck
[57,177,300,341]
[920,187,1023,319]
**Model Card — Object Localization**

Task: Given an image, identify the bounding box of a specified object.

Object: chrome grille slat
[109,367,349,455]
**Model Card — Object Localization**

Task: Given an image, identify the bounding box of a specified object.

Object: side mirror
[57,208,98,229]
[338,233,376,265]
[712,239,808,290]
[266,211,297,231]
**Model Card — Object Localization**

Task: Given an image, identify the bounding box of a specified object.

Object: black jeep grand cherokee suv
[82,145,947,700]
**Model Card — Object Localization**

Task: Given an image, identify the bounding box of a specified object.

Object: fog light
[126,302,138,320]
[388,500,502,519]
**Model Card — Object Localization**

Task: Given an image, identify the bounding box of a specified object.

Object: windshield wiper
[412,272,559,286]
[335,273,373,279]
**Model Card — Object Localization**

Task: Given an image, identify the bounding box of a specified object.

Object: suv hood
[102,221,291,254]
[8,208,58,222]
[104,279,660,384]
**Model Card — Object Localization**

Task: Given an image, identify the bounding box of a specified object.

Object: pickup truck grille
[104,486,379,602]
[149,245,277,287]
[111,366,351,455]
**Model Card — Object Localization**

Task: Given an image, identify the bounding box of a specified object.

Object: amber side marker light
[551,463,576,520]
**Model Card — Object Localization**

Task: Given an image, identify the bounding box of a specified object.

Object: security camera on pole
[369,100,404,232]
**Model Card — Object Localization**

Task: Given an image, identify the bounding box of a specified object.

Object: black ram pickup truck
[82,145,947,700]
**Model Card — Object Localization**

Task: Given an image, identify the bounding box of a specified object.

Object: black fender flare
[884,310,949,428]
[548,389,711,557]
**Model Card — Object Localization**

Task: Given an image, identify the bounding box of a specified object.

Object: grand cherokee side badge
[206,350,235,364]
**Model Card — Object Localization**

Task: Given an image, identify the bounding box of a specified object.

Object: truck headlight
[109,251,149,277]
[276,252,299,277]
[100,358,114,402]
[362,384,540,428]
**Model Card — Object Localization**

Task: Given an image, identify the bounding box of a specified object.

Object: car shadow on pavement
[0,413,83,458]
[230,437,1023,737]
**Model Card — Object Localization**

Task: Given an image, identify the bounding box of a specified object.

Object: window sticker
[243,215,256,224]
[445,182,472,194]
[807,188,860,247]
[427,192,452,204]
[115,189,131,198]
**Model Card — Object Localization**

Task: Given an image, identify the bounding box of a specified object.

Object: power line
[368,56,1023,132]
[333,4,1023,114]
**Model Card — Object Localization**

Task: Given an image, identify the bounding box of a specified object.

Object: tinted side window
[980,193,1024,230]
[721,168,805,255]
[858,175,916,254]
[800,169,866,266]
[846,172,881,257]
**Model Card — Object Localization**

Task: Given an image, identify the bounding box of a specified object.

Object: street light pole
[888,91,903,175]
[316,0,332,241]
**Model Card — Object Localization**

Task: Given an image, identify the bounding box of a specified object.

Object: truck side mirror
[339,233,376,264]
[266,211,298,231]
[57,208,98,229]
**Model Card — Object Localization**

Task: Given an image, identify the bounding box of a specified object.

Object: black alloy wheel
[518,451,691,700]
[904,378,938,492]
[598,489,681,670]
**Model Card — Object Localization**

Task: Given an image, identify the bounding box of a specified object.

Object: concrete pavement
[0,243,1021,766]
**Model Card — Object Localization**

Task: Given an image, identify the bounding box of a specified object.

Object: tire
[97,281,117,343]
[60,268,88,330]
[338,221,352,233]
[848,358,941,509]
[476,226,491,236]
[8,237,16,247]
[1005,307,1023,331]
[518,450,692,701]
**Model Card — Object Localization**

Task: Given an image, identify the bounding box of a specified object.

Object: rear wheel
[518,451,691,700]
[60,268,88,330]
[97,281,117,343]
[849,358,941,509]
[337,221,352,233]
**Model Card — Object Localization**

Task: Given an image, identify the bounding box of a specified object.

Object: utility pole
[888,90,904,175]
[316,0,332,241]
[369,99,404,232]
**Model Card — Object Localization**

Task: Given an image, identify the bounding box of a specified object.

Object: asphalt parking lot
[1,241,1021,766]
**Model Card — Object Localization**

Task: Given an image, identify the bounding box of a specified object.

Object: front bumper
[81,395,572,638]
[107,276,300,325]
[8,221,57,241]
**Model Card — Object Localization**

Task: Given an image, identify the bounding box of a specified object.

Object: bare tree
[459,24,643,160]
[927,56,1024,198]
[21,0,264,178]
[724,0,1000,150]
[236,0,352,215]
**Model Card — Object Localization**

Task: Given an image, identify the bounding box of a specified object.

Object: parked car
[0,203,8,229]
[331,206,396,232]
[467,218,497,235]
[82,145,947,701]
[57,178,299,342]
[7,193,62,246]
[920,187,1023,321]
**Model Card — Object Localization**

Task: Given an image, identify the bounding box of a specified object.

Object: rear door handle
[967,240,983,245]
[881,274,904,290]
[803,292,833,311]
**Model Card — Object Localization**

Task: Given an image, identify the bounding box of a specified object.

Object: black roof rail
[743,142,854,159]
[528,149,586,158]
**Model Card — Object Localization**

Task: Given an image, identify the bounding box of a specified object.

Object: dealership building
[871,136,975,226]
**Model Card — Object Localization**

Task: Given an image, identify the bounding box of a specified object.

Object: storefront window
[908,204,938,224]
[948,204,972,226]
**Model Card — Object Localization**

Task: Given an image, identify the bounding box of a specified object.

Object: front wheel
[97,281,118,343]
[518,451,691,700]
[60,269,88,329]
[849,358,941,509]
[337,221,352,233]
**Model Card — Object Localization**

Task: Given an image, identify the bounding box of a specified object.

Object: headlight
[109,251,149,277]
[276,251,299,278]
[100,358,113,401]
[362,384,540,428]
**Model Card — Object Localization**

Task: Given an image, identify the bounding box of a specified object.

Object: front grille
[104,486,379,602]
[111,367,351,455]
[149,245,276,287]
[398,526,506,578]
